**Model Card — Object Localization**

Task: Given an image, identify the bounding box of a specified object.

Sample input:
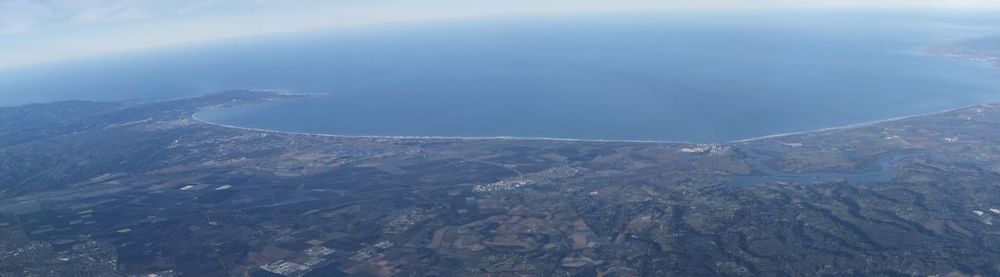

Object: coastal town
[3,90,1000,276]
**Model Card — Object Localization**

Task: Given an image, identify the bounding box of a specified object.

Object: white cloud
[2,0,994,34]
[68,1,150,23]
[0,0,53,33]
[1,0,999,69]
[0,0,247,32]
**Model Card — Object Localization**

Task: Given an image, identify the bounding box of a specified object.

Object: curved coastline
[729,105,968,143]
[191,100,976,145]
[190,112,690,144]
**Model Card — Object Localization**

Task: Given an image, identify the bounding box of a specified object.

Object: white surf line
[729,105,974,143]
[190,90,689,144]
[191,97,982,145]
[190,113,690,144]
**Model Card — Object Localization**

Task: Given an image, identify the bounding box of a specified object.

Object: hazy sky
[2,0,999,70]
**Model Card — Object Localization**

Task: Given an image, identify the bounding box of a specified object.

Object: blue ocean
[3,11,1000,142]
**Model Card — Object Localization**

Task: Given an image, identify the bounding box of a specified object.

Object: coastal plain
[2,90,1000,276]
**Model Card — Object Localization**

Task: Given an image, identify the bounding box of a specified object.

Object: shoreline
[191,103,974,146]
[729,105,967,143]
[191,113,692,144]
[183,36,997,145]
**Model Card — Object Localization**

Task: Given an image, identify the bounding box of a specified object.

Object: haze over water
[4,12,1000,142]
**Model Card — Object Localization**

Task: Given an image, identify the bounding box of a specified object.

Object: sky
[2,0,1000,70]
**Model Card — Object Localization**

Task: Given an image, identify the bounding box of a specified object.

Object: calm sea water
[4,12,1000,142]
